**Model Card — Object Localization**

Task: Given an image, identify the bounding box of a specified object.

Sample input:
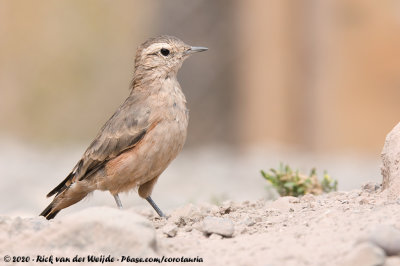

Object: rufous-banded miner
[40,36,207,219]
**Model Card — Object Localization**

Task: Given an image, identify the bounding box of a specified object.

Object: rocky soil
[2,182,400,266]
[148,183,400,266]
[3,122,400,265]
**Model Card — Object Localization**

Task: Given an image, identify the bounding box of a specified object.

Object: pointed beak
[185,46,208,55]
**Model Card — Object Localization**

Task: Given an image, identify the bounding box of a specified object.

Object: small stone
[308,202,316,209]
[244,218,255,226]
[254,217,262,223]
[301,194,316,202]
[202,216,234,238]
[268,197,293,212]
[358,198,369,205]
[184,226,193,232]
[209,233,223,240]
[239,226,247,234]
[168,204,202,226]
[384,256,400,266]
[361,182,381,193]
[348,190,361,199]
[219,204,232,215]
[287,196,300,203]
[163,224,178,237]
[175,217,186,227]
[368,225,400,256]
[341,242,385,266]
[210,205,220,215]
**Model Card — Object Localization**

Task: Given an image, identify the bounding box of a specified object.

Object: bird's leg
[113,194,123,209]
[146,196,165,218]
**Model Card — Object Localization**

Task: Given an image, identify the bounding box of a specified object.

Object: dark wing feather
[75,95,152,181]
[47,94,153,197]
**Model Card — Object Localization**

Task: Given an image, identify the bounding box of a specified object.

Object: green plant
[261,163,338,197]
[321,171,338,193]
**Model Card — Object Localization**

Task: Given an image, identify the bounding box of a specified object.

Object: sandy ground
[149,187,400,265]
[1,139,396,265]
[1,186,400,266]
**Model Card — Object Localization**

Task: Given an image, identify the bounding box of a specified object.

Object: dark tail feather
[40,202,60,220]
[42,172,74,219]
[46,172,74,197]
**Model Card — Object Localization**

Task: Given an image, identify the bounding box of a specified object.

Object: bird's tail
[40,171,75,220]
[40,202,61,220]
[46,171,75,198]
[40,171,91,220]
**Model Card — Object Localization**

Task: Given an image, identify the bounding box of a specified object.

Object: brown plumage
[40,36,207,219]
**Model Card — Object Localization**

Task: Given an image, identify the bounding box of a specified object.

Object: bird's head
[133,35,207,82]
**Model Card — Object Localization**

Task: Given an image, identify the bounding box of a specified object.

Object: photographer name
[36,255,115,264]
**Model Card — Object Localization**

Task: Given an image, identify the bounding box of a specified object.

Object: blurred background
[1,0,399,217]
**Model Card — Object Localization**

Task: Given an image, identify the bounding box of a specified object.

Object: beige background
[0,0,398,216]
[1,0,399,153]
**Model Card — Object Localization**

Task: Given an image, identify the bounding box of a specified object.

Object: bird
[40,35,207,220]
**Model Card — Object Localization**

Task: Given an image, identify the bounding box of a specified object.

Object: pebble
[210,205,220,215]
[209,233,223,240]
[367,225,400,256]
[244,217,255,226]
[341,242,385,266]
[163,224,178,238]
[348,190,361,199]
[358,197,369,205]
[202,216,234,238]
[301,194,316,202]
[287,197,300,204]
[268,197,294,212]
[219,205,232,215]
[361,182,381,193]
[384,256,400,266]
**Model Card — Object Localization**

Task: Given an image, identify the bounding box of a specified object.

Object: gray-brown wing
[74,96,153,181]
[46,95,154,197]
[47,94,157,197]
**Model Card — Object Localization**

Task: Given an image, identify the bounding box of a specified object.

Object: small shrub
[261,163,338,197]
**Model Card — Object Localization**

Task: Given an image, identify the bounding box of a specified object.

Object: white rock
[168,204,202,227]
[368,225,400,256]
[209,233,223,240]
[267,197,295,212]
[202,216,234,238]
[2,207,158,256]
[244,217,255,226]
[361,182,381,193]
[163,224,178,237]
[341,242,385,266]
[381,122,400,200]
[384,256,400,266]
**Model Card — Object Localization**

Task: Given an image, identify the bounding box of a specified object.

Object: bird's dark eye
[160,48,170,56]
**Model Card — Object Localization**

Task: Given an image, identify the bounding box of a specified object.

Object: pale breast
[97,78,189,194]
